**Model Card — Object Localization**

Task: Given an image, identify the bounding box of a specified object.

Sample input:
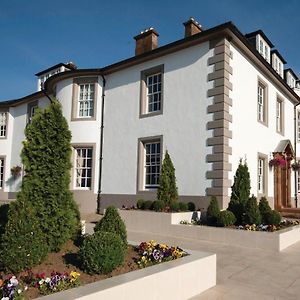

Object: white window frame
[74,147,93,189]
[276,99,283,133]
[258,158,264,194]
[0,158,4,189]
[297,163,300,193]
[146,72,162,114]
[0,112,7,138]
[78,83,95,118]
[297,110,300,142]
[258,84,265,122]
[144,141,161,189]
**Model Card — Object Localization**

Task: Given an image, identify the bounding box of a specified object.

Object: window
[0,158,4,189]
[276,99,284,134]
[297,165,300,193]
[264,45,268,61]
[140,65,164,118]
[298,111,300,142]
[0,112,7,138]
[259,40,264,55]
[74,147,93,189]
[144,141,161,188]
[72,77,98,121]
[137,136,162,191]
[257,81,267,124]
[78,83,94,117]
[258,157,266,194]
[27,101,38,124]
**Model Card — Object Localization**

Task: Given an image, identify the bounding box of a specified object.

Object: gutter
[97,75,106,214]
[294,101,300,207]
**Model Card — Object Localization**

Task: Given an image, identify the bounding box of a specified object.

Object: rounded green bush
[170,201,180,212]
[259,197,272,224]
[266,210,281,225]
[0,199,49,273]
[244,195,261,225]
[94,206,127,250]
[217,210,236,227]
[206,196,220,226]
[152,200,165,212]
[136,199,145,210]
[179,202,188,211]
[79,231,125,275]
[143,200,153,210]
[187,202,196,211]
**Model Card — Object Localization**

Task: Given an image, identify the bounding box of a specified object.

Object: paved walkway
[127,231,300,300]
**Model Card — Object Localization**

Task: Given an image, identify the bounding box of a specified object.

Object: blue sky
[0,0,299,101]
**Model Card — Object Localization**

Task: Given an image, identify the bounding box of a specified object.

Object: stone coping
[36,246,216,300]
[119,210,300,252]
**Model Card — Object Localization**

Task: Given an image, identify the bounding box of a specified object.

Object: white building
[0,19,300,214]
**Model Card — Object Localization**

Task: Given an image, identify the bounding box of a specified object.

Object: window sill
[71,116,96,121]
[140,110,163,119]
[257,120,268,128]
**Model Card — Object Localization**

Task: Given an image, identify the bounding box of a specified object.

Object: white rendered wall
[102,42,214,196]
[230,44,297,203]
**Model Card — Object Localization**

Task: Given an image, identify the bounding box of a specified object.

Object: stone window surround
[297,110,300,143]
[0,155,5,189]
[139,65,164,119]
[71,77,98,121]
[71,143,96,191]
[136,135,163,193]
[276,95,285,135]
[257,77,269,127]
[27,100,39,124]
[257,152,268,198]
[0,108,8,140]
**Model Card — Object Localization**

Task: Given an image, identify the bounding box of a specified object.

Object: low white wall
[119,210,300,252]
[37,249,216,300]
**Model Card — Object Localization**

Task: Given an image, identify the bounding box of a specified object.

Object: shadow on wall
[6,175,22,194]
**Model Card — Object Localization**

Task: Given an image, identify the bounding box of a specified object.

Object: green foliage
[228,160,251,224]
[259,197,272,224]
[0,204,9,236]
[136,199,145,210]
[152,200,165,212]
[94,206,127,250]
[157,151,178,206]
[244,195,261,225]
[0,198,48,273]
[143,200,153,210]
[217,210,236,227]
[206,196,220,226]
[79,231,125,275]
[187,202,196,211]
[20,100,80,251]
[170,201,180,212]
[265,210,281,225]
[179,202,188,211]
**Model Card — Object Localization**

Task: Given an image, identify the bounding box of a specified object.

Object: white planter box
[37,249,216,300]
[119,210,300,252]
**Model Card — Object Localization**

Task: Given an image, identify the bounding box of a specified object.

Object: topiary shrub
[143,200,153,210]
[206,196,220,226]
[243,195,261,225]
[152,200,165,212]
[228,159,251,225]
[217,210,236,227]
[265,210,281,225]
[79,231,125,275]
[157,151,178,206]
[187,202,196,211]
[0,198,49,273]
[136,199,145,210]
[170,201,180,212]
[179,202,188,211]
[259,197,272,224]
[94,206,127,250]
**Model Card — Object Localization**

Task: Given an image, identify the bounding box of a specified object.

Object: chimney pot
[183,17,202,37]
[134,28,159,56]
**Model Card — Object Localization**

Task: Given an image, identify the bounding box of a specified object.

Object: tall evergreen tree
[228,159,251,224]
[157,150,178,206]
[21,100,80,251]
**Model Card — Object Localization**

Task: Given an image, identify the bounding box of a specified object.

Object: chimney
[183,17,202,37]
[134,28,159,56]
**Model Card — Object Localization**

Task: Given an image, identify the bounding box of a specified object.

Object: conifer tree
[21,99,80,251]
[157,151,178,206]
[228,159,251,224]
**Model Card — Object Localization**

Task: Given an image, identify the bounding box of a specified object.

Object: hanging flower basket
[269,157,287,167]
[292,162,300,171]
[11,165,22,178]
